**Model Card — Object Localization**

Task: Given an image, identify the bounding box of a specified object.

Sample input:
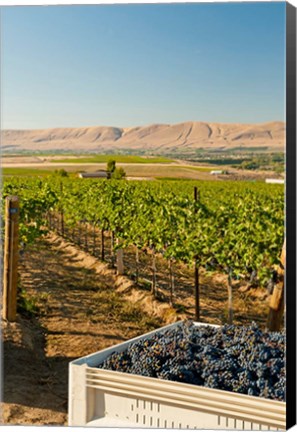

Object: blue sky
[1,2,286,129]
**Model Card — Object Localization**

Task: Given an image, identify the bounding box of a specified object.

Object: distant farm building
[78,171,111,179]
[265,178,285,184]
[210,170,229,175]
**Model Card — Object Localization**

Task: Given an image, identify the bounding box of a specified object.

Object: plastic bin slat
[86,368,284,412]
[84,380,284,428]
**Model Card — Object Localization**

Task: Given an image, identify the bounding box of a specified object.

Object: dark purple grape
[98,321,285,401]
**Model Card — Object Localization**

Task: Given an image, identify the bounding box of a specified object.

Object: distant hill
[2,121,285,153]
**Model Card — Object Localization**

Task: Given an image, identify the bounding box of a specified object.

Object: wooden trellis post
[227,269,233,324]
[3,196,19,322]
[151,250,157,296]
[267,240,286,331]
[135,248,139,284]
[169,258,175,306]
[101,229,105,261]
[116,238,124,275]
[194,186,200,321]
[111,231,115,267]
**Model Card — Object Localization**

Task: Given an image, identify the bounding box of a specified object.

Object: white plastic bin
[68,321,286,429]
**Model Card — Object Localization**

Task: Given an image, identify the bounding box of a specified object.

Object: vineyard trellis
[2,176,285,325]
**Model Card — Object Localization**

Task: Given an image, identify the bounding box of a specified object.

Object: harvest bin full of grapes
[68,321,285,429]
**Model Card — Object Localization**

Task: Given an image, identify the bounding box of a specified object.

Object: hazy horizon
[2,118,286,132]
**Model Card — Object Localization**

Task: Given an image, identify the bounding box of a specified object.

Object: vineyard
[2,176,284,325]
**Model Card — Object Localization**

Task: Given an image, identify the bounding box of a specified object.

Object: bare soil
[1,234,165,426]
[1,232,270,426]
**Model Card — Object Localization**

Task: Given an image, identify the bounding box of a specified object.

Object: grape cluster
[98,321,285,401]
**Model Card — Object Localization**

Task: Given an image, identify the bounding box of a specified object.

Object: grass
[93,288,161,331]
[2,167,80,177]
[182,166,214,172]
[50,155,173,164]
[195,158,248,166]
[17,286,39,317]
[3,167,55,176]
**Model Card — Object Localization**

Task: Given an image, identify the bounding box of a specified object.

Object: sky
[1,2,286,129]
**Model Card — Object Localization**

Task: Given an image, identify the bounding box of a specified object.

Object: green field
[50,155,173,164]
[3,168,55,177]
[183,166,214,172]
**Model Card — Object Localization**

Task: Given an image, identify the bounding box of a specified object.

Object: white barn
[265,179,285,184]
[210,170,228,175]
[78,171,110,179]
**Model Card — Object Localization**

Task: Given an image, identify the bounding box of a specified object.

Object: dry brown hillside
[2,121,285,153]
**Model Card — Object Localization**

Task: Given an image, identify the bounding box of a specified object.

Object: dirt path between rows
[2,234,172,426]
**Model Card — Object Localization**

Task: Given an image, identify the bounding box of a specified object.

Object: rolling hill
[2,121,285,153]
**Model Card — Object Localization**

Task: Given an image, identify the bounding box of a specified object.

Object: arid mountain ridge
[2,121,285,153]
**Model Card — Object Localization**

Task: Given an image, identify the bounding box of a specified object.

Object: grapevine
[2,177,284,288]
